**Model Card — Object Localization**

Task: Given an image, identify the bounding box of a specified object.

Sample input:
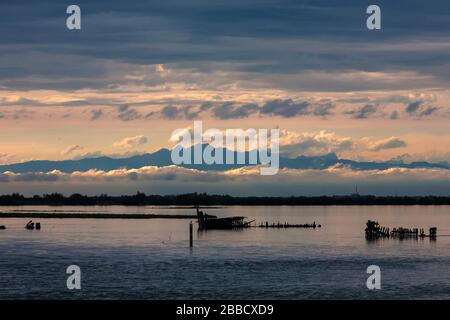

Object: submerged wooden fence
[365,220,437,239]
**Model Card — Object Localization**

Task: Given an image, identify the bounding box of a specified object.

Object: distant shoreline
[1,193,450,206]
[0,212,199,219]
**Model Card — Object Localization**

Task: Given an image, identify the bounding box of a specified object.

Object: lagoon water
[0,205,449,299]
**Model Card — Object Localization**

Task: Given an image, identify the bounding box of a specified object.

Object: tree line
[1,192,450,206]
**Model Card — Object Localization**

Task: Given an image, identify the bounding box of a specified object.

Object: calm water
[0,206,449,299]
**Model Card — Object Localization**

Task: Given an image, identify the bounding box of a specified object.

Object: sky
[1,0,450,195]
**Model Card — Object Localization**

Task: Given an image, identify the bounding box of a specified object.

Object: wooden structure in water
[196,207,321,230]
[25,220,41,230]
[196,207,253,230]
[365,220,437,240]
[365,220,390,238]
[257,221,321,229]
[391,227,422,238]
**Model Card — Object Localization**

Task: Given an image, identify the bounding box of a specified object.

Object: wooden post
[189,221,193,248]
[429,227,437,239]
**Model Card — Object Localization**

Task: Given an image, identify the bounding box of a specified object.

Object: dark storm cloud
[0,1,450,91]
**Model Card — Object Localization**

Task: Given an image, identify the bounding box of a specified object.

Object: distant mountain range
[0,145,449,173]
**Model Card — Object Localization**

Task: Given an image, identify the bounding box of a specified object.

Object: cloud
[0,153,16,165]
[0,97,42,107]
[72,151,105,160]
[405,101,422,114]
[419,106,439,116]
[167,127,355,155]
[70,150,145,160]
[279,131,411,157]
[158,105,181,119]
[337,95,441,120]
[0,108,35,120]
[167,126,410,158]
[113,135,148,149]
[117,105,142,121]
[388,153,413,164]
[345,104,378,119]
[1,1,450,95]
[279,130,354,157]
[61,145,83,155]
[260,99,311,118]
[0,164,441,183]
[149,99,336,120]
[405,101,439,117]
[0,166,224,184]
[312,102,335,117]
[369,137,407,151]
[3,165,450,196]
[90,109,104,121]
[150,104,204,120]
[389,110,399,120]
[212,102,259,119]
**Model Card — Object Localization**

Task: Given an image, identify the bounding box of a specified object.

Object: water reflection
[0,205,449,299]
